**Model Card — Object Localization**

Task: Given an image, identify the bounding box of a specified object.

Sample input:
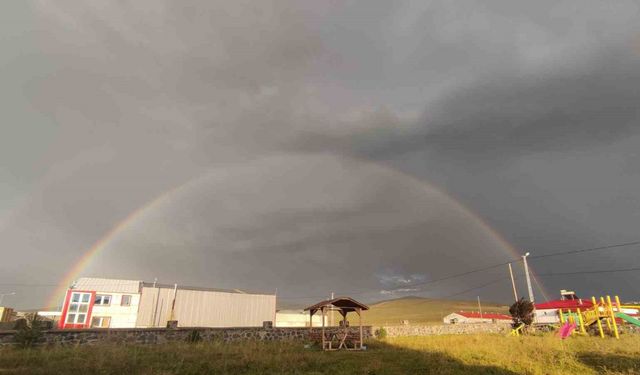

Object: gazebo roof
[304,297,369,315]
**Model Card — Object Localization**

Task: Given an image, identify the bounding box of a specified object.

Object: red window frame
[58,289,96,329]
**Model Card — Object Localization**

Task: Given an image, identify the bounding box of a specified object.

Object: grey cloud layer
[1,1,639,308]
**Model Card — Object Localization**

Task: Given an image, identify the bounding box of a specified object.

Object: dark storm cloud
[343,44,640,301]
[354,45,640,160]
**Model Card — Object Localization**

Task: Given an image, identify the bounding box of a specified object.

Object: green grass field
[364,296,509,326]
[1,334,639,374]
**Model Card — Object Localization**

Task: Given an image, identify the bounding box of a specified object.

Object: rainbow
[46,156,550,307]
[45,182,191,308]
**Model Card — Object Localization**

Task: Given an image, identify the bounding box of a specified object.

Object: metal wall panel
[136,286,276,327]
[73,278,142,294]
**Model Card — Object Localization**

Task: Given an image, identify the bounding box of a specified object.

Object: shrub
[376,327,388,339]
[509,298,534,328]
[14,313,44,348]
[186,330,202,343]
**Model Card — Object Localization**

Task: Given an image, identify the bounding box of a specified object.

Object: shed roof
[71,277,273,296]
[142,282,251,294]
[535,299,593,310]
[304,297,369,314]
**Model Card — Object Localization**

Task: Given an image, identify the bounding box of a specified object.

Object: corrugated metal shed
[72,278,142,294]
[136,286,276,328]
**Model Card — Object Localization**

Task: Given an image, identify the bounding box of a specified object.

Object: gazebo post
[358,307,363,349]
[321,306,325,350]
[309,310,313,329]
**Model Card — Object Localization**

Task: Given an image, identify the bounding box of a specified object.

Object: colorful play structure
[531,290,640,339]
[556,295,640,339]
[509,290,640,339]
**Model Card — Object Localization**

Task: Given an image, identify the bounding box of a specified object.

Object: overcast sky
[2,1,640,309]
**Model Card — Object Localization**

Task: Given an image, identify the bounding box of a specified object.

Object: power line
[538,266,640,277]
[386,240,640,293]
[278,264,525,300]
[435,276,509,299]
[530,240,640,260]
[381,261,513,292]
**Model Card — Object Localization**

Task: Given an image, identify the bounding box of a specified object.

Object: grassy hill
[364,296,509,326]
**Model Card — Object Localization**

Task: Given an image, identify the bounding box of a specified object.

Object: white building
[59,277,276,329]
[443,311,511,324]
[275,310,325,327]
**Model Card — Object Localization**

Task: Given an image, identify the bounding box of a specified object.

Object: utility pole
[522,252,535,304]
[169,283,178,323]
[508,263,518,302]
[477,296,483,319]
[274,288,278,327]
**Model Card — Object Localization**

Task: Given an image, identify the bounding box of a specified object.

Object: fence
[0,326,372,347]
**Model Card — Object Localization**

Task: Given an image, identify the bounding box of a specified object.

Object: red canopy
[535,299,593,311]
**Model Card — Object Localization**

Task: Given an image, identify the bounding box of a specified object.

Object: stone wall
[380,323,640,337]
[0,326,372,347]
[379,323,511,337]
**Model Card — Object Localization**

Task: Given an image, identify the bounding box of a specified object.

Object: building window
[90,316,111,328]
[121,295,132,306]
[66,292,91,325]
[94,295,112,306]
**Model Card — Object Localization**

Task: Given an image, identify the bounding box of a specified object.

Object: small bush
[14,313,44,348]
[376,327,388,339]
[186,330,202,343]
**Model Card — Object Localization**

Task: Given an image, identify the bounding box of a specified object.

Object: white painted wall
[443,313,509,324]
[534,309,560,324]
[90,292,140,328]
[275,311,325,327]
[136,287,275,328]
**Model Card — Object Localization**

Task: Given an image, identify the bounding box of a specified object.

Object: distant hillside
[363,296,509,326]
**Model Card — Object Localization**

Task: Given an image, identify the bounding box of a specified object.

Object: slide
[559,322,576,339]
[615,312,640,327]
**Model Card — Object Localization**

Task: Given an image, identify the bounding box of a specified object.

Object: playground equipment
[557,295,640,339]
[509,323,525,336]
[558,322,576,339]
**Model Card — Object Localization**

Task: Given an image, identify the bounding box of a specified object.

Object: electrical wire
[529,240,640,260]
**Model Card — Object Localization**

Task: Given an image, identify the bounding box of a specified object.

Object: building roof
[304,297,369,314]
[72,277,142,294]
[141,283,276,296]
[453,311,512,320]
[535,299,593,310]
[72,277,273,296]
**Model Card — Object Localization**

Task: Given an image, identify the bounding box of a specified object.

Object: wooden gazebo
[304,297,369,351]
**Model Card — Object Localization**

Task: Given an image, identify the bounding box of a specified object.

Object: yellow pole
[568,313,575,326]
[615,296,622,313]
[559,308,565,324]
[601,297,612,331]
[592,297,604,338]
[607,296,619,339]
[577,308,586,334]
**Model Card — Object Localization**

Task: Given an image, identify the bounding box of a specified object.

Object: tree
[509,298,534,328]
